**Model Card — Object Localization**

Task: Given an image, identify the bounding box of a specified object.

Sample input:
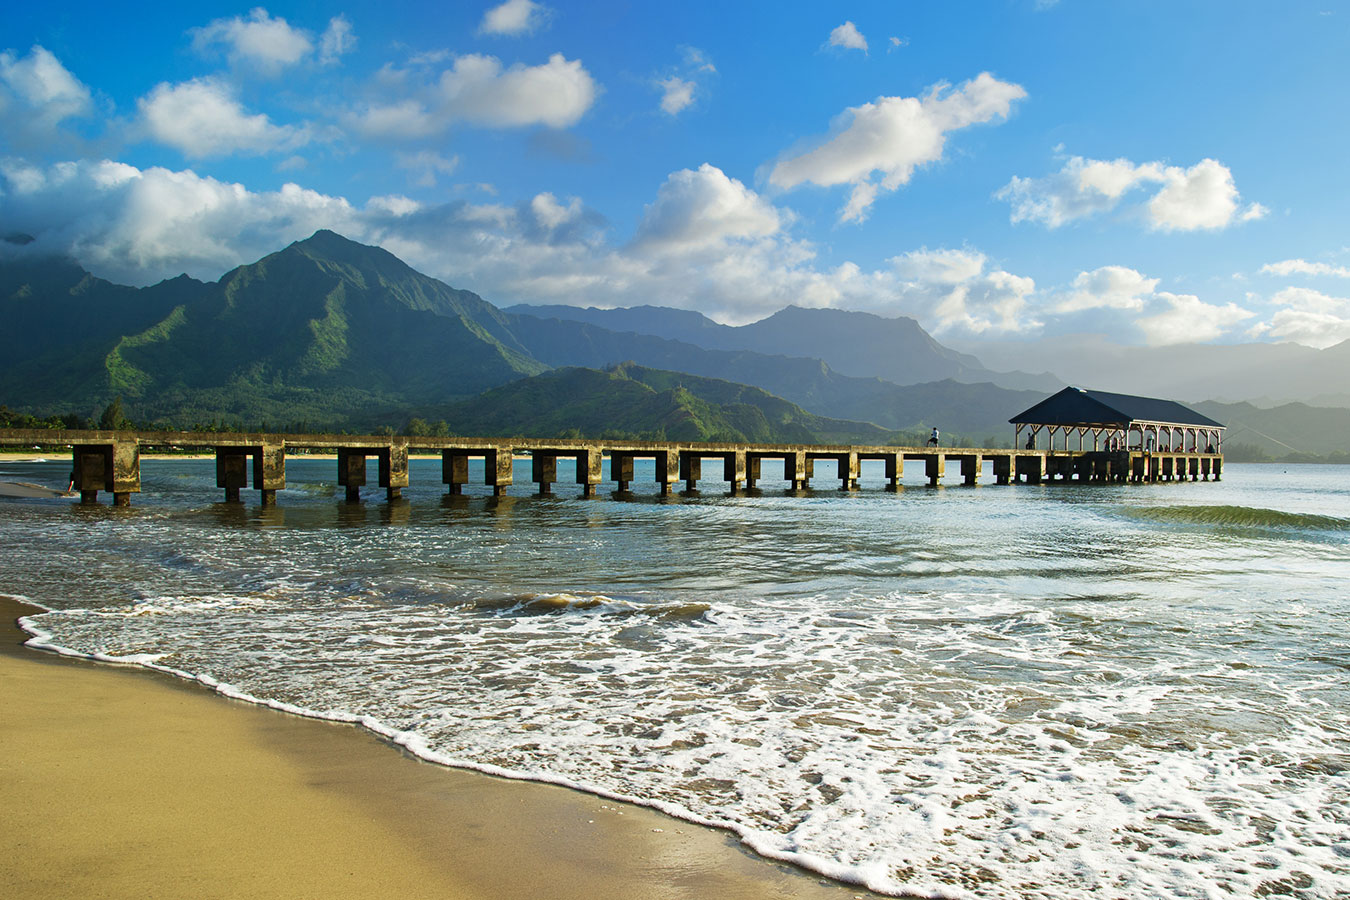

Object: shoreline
[1,597,878,900]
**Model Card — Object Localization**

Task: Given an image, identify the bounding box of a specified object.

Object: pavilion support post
[786,451,811,490]
[576,449,602,497]
[679,452,701,492]
[992,454,1011,485]
[337,448,366,502]
[488,448,514,496]
[442,451,468,494]
[725,451,746,493]
[379,442,409,501]
[255,442,285,504]
[532,453,557,495]
[654,450,677,495]
[960,454,981,486]
[611,453,634,492]
[884,453,903,490]
[216,448,248,502]
[926,453,945,487]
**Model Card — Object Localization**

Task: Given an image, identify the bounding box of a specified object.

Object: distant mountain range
[506,303,1062,393]
[963,333,1350,408]
[1,229,1347,459]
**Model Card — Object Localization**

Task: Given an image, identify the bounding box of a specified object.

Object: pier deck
[0,429,1223,505]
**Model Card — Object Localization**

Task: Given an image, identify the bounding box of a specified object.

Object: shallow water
[2,458,1347,898]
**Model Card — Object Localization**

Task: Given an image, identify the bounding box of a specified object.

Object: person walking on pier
[927,427,940,447]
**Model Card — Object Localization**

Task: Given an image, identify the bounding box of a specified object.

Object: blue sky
[3,1,1349,351]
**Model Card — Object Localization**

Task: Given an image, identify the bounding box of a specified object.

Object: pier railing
[0,429,1223,506]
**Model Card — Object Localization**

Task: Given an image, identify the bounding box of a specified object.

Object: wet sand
[0,597,879,900]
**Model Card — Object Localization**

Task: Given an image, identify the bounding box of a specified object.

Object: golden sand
[0,598,875,899]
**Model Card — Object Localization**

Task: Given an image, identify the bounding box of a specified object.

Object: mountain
[507,302,1063,393]
[1193,399,1350,459]
[430,364,897,444]
[506,314,1041,437]
[0,231,546,425]
[962,334,1350,408]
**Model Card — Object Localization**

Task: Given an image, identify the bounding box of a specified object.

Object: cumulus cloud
[657,76,695,115]
[190,8,315,75]
[0,45,93,147]
[1056,265,1159,313]
[1136,292,1255,345]
[480,0,549,36]
[1260,259,1350,279]
[319,16,356,65]
[138,78,309,158]
[653,47,715,116]
[891,248,1038,334]
[828,22,868,53]
[0,45,91,122]
[998,154,1265,231]
[769,72,1026,222]
[0,158,357,284]
[350,52,596,137]
[633,164,781,252]
[1248,287,1350,348]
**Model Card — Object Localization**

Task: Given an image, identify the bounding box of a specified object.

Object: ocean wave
[1122,504,1350,533]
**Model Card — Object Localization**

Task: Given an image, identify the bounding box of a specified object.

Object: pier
[0,429,1223,505]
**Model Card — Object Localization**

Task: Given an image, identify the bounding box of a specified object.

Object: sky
[2,0,1349,353]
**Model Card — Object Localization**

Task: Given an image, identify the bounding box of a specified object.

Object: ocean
[2,456,1347,899]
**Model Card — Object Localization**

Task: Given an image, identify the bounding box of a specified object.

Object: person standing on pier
[928,427,940,447]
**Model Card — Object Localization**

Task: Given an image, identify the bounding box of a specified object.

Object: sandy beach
[0,597,875,900]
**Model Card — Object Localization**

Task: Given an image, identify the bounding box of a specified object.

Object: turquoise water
[2,458,1347,898]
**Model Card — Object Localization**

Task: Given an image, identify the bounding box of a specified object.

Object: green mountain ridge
[429,364,897,444]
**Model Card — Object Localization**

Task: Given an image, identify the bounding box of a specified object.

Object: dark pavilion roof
[1009,387,1225,429]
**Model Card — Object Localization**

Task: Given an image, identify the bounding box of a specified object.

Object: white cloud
[0,45,93,147]
[368,194,421,217]
[998,154,1264,232]
[0,158,356,284]
[1135,292,1255,346]
[530,192,582,229]
[1147,159,1240,231]
[1249,288,1350,348]
[1260,259,1350,279]
[658,76,695,115]
[829,22,869,53]
[891,247,986,284]
[682,47,716,73]
[1057,265,1159,313]
[351,52,596,137]
[395,150,460,187]
[190,8,314,76]
[892,248,1038,334]
[0,45,91,123]
[770,72,1026,222]
[138,78,309,158]
[654,47,714,116]
[633,164,781,251]
[318,16,355,65]
[480,0,549,36]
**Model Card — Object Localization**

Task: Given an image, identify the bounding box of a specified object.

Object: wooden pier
[0,429,1223,506]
